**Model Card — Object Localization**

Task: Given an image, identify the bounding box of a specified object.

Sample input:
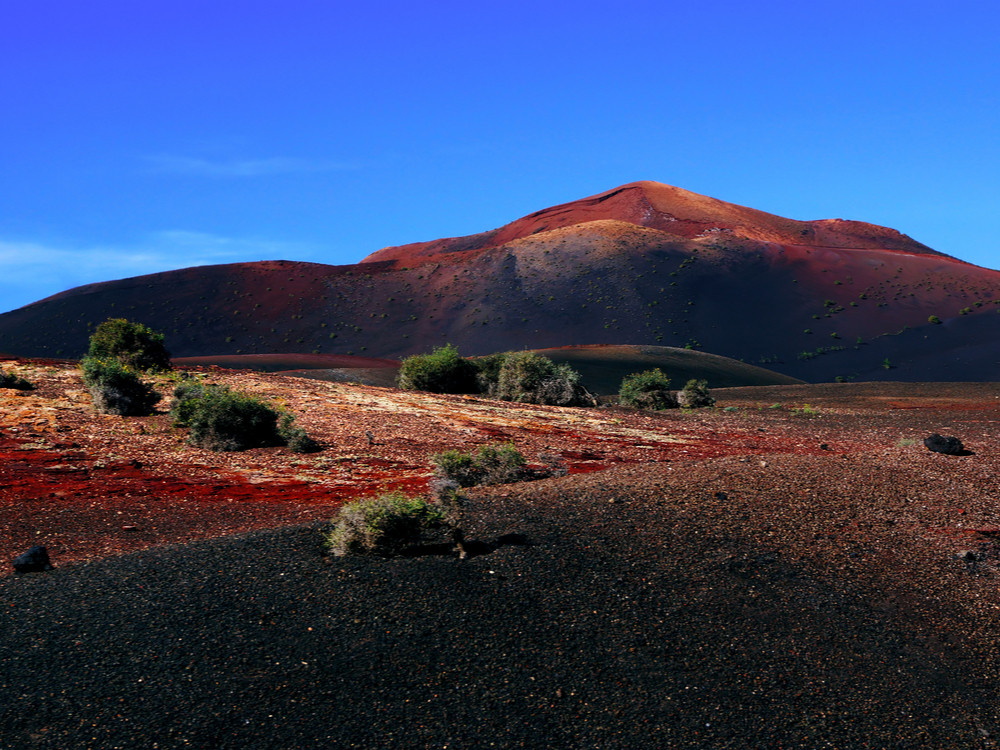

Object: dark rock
[924,434,965,455]
[13,545,53,573]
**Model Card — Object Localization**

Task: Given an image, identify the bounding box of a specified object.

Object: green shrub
[325,492,446,556]
[678,379,715,408]
[397,344,478,393]
[432,443,528,487]
[184,387,284,451]
[278,412,320,453]
[169,381,215,426]
[431,449,479,486]
[470,352,511,393]
[173,382,317,452]
[0,369,33,391]
[81,357,160,416]
[88,318,171,372]
[928,315,942,324]
[619,368,677,410]
[491,351,594,406]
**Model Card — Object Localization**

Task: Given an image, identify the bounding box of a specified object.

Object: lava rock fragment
[923,434,965,455]
[13,545,53,573]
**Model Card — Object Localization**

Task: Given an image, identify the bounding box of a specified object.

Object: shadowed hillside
[2,181,1000,382]
[169,345,803,393]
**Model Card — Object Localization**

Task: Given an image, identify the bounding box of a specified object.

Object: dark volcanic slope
[534,344,804,393]
[5,376,1000,747]
[3,181,1000,382]
[4,447,1000,749]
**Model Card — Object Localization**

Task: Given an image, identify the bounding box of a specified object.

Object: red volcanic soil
[8,361,1000,746]
[0,359,853,573]
[4,358,1000,577]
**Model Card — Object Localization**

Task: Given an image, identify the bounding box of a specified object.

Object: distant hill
[2,180,1000,382]
[169,345,803,394]
[527,345,803,394]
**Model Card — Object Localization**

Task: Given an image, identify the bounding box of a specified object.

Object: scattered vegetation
[678,378,715,408]
[397,344,478,393]
[171,381,316,452]
[81,357,160,416]
[325,492,447,556]
[0,369,33,391]
[278,413,320,453]
[619,369,677,410]
[791,404,819,417]
[432,443,528,487]
[88,318,171,372]
[470,352,510,393]
[928,315,942,324]
[169,380,214,426]
[488,351,595,406]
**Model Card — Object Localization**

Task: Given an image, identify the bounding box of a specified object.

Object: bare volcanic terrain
[3,360,1000,747]
[2,181,1000,382]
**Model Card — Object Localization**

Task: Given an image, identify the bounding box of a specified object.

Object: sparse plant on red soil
[678,378,715,408]
[87,318,171,372]
[432,443,529,487]
[0,369,33,391]
[173,383,316,452]
[183,386,283,451]
[81,357,161,416]
[397,344,478,394]
[489,351,595,406]
[619,368,677,410]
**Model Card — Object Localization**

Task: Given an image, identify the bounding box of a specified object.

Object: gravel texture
[3,367,1000,747]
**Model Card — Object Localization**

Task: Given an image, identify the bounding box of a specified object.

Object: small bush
[0,369,33,391]
[278,412,320,453]
[81,357,160,416]
[169,381,215,426]
[397,344,478,393]
[173,382,317,452]
[491,352,594,406]
[619,369,677,410]
[677,379,715,408]
[432,449,479,486]
[432,443,528,487]
[184,387,284,451]
[326,492,446,556]
[88,318,171,372]
[470,352,510,393]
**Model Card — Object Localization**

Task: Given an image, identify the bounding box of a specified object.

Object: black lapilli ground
[2,451,999,749]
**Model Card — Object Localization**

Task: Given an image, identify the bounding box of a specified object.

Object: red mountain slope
[1,181,998,383]
[361,181,941,267]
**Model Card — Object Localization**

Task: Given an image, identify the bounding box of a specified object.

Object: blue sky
[2,0,998,312]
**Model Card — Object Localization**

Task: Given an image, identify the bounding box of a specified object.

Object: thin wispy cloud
[145,154,357,177]
[0,232,318,313]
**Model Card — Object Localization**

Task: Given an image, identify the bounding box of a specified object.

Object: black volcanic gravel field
[4,439,1000,748]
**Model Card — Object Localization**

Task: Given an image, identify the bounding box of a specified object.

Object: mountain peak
[361,181,938,267]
